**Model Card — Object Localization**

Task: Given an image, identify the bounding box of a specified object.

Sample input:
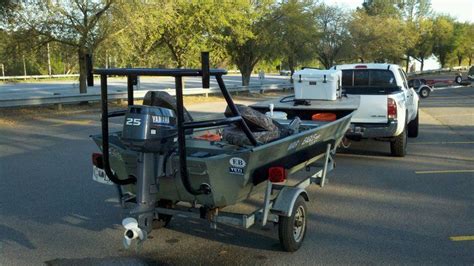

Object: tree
[361,0,403,18]
[399,0,431,21]
[411,19,434,70]
[432,15,457,68]
[349,11,406,63]
[399,0,432,71]
[314,4,350,69]
[452,22,473,66]
[8,0,115,93]
[273,0,318,75]
[105,2,169,68]
[221,1,276,86]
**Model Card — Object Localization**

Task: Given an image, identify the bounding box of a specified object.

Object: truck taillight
[387,98,397,119]
[92,153,104,169]
[355,65,367,69]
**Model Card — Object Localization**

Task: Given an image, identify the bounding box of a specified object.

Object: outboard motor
[120,105,177,248]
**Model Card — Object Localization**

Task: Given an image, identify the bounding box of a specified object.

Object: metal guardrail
[0,74,82,81]
[0,83,293,108]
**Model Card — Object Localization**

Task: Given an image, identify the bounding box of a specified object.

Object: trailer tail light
[268,167,286,183]
[92,153,104,169]
[387,98,397,120]
[355,65,367,69]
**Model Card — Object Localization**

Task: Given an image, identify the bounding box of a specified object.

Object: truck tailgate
[351,95,388,123]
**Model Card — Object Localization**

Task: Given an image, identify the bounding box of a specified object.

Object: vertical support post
[100,74,135,186]
[127,75,135,106]
[261,180,273,226]
[320,144,332,187]
[175,75,201,196]
[201,51,210,89]
[105,50,109,69]
[86,53,94,86]
[1,63,4,77]
[47,43,52,76]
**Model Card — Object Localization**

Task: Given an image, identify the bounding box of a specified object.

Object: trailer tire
[419,87,430,98]
[455,75,462,84]
[278,196,307,252]
[390,126,407,157]
[408,110,419,138]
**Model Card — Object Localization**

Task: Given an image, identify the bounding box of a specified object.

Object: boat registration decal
[229,167,244,175]
[301,133,321,147]
[288,140,300,151]
[229,157,246,168]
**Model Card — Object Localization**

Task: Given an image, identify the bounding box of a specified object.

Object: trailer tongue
[90,66,358,251]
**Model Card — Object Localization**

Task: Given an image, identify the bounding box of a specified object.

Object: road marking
[51,120,93,126]
[433,114,474,118]
[450,235,474,241]
[415,170,474,174]
[411,141,474,145]
[434,85,463,91]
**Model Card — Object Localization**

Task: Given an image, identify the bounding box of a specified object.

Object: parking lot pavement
[0,86,473,265]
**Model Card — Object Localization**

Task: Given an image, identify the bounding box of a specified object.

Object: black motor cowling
[121,105,177,153]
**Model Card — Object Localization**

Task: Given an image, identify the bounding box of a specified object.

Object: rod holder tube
[215,75,258,146]
[100,74,136,185]
[175,76,204,196]
[127,75,135,106]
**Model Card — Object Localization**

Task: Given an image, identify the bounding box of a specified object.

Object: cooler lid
[292,69,341,80]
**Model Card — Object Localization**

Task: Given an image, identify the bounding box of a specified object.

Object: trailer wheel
[419,87,430,98]
[278,196,307,252]
[390,126,407,157]
[455,75,462,84]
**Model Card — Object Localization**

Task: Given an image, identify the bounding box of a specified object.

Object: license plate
[92,166,114,185]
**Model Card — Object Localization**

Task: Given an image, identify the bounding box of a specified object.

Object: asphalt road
[0,86,473,265]
[0,74,289,99]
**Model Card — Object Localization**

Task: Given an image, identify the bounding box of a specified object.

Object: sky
[323,0,474,23]
[321,0,474,70]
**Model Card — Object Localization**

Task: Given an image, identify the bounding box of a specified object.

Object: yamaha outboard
[120,105,177,247]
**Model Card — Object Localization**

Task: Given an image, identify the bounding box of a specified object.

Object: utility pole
[47,43,52,76]
[105,50,108,69]
[23,55,27,79]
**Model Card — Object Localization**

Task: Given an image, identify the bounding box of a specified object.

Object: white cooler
[293,69,342,100]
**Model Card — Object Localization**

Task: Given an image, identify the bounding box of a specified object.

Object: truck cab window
[370,70,396,87]
[354,70,369,86]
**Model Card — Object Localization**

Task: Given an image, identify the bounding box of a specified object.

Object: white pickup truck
[331,63,419,157]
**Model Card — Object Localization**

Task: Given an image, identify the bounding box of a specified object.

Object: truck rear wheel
[390,126,407,157]
[278,196,307,252]
[408,111,419,138]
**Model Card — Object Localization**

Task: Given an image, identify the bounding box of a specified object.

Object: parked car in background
[279,69,291,76]
[408,78,433,98]
[455,65,474,84]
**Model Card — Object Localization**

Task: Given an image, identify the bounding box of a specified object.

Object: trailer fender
[271,187,309,217]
